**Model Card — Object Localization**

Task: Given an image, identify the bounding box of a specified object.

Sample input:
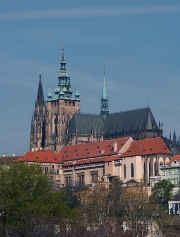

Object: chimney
[32,148,35,152]
[113,142,117,152]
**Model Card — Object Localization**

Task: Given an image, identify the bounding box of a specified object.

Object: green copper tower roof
[57,48,73,100]
[100,69,109,119]
[46,48,78,102]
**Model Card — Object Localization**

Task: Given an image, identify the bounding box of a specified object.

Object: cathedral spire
[59,47,67,77]
[57,48,73,99]
[37,75,44,106]
[100,68,109,119]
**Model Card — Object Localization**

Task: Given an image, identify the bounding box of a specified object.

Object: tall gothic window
[144,162,146,181]
[124,164,126,178]
[154,162,157,176]
[131,163,134,178]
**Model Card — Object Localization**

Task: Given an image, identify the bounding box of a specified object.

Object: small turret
[173,130,177,143]
[47,87,52,101]
[75,88,80,101]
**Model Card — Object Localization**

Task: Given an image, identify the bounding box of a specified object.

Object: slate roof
[68,107,160,137]
[68,113,104,135]
[120,137,172,158]
[104,107,158,135]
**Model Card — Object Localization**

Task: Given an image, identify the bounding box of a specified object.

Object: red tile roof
[120,137,171,158]
[61,137,130,162]
[166,155,180,165]
[63,155,120,167]
[18,149,63,163]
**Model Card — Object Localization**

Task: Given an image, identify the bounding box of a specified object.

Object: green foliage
[109,177,123,219]
[151,179,175,204]
[0,162,76,236]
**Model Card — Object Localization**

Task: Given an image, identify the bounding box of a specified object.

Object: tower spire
[37,74,44,106]
[59,47,67,77]
[100,68,109,119]
[57,48,73,99]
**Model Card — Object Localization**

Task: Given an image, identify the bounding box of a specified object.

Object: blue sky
[1,0,180,156]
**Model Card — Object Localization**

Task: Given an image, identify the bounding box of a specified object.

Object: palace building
[30,49,178,154]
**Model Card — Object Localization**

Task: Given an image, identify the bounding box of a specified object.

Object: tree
[119,185,163,237]
[72,178,126,236]
[151,179,175,204]
[0,162,76,236]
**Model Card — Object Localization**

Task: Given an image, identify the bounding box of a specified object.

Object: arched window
[131,163,134,178]
[124,164,126,178]
[160,161,163,167]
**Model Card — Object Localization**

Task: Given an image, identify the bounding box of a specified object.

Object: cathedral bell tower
[30,75,46,150]
[45,48,80,151]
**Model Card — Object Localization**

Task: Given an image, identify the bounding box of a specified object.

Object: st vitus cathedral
[30,49,179,154]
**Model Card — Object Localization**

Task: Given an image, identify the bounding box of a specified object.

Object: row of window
[123,163,134,179]
[162,169,179,176]
[65,171,98,187]
[44,166,59,174]
[51,101,76,107]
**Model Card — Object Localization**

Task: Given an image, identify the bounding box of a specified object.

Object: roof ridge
[110,107,149,115]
